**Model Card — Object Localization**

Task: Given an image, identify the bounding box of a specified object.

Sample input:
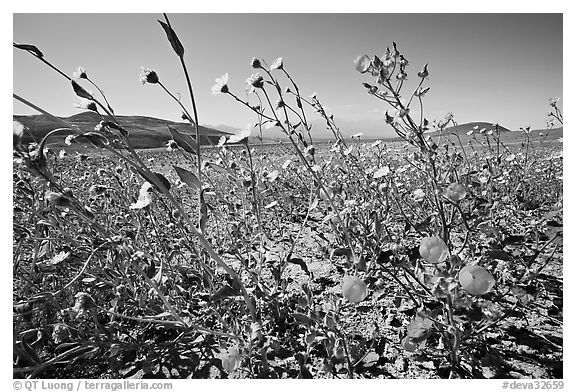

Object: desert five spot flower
[443,182,467,202]
[354,55,371,73]
[458,264,495,295]
[419,236,449,264]
[342,275,368,303]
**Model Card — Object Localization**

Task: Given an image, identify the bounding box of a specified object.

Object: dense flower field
[13,14,563,379]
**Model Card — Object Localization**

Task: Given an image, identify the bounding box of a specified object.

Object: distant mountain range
[14,111,230,149]
[14,112,562,150]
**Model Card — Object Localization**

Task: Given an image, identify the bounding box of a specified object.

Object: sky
[13,12,563,134]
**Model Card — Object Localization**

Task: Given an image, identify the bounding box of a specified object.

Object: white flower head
[73,66,88,79]
[74,97,98,112]
[211,73,229,95]
[139,67,159,84]
[270,57,283,70]
[228,126,252,144]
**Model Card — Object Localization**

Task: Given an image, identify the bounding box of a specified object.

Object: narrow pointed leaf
[13,43,43,58]
[288,257,310,276]
[158,20,185,57]
[168,125,197,154]
[173,165,200,190]
[71,80,94,100]
[136,169,171,192]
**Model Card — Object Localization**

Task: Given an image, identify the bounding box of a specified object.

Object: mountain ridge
[14,112,231,149]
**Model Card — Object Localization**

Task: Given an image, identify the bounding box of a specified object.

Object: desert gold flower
[211,73,229,95]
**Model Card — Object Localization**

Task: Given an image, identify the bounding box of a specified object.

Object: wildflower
[222,347,241,375]
[73,66,88,79]
[130,182,154,210]
[140,67,159,84]
[246,73,264,89]
[466,130,474,136]
[373,166,390,179]
[443,182,467,202]
[419,236,449,264]
[166,139,178,151]
[52,324,70,344]
[270,57,283,70]
[274,99,285,110]
[413,188,425,202]
[251,57,262,69]
[74,98,98,113]
[13,121,24,147]
[228,127,252,144]
[72,292,96,318]
[342,275,368,303]
[58,150,66,159]
[458,264,495,295]
[351,132,363,138]
[64,134,77,145]
[354,55,371,73]
[211,73,229,95]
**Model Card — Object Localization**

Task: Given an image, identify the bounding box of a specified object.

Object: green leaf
[158,20,185,57]
[173,165,200,190]
[209,284,241,302]
[288,257,310,276]
[291,312,310,326]
[168,125,197,154]
[199,190,208,234]
[136,169,171,192]
[13,42,43,58]
[71,80,94,100]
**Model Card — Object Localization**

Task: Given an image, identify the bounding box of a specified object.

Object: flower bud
[251,58,262,69]
[444,183,467,202]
